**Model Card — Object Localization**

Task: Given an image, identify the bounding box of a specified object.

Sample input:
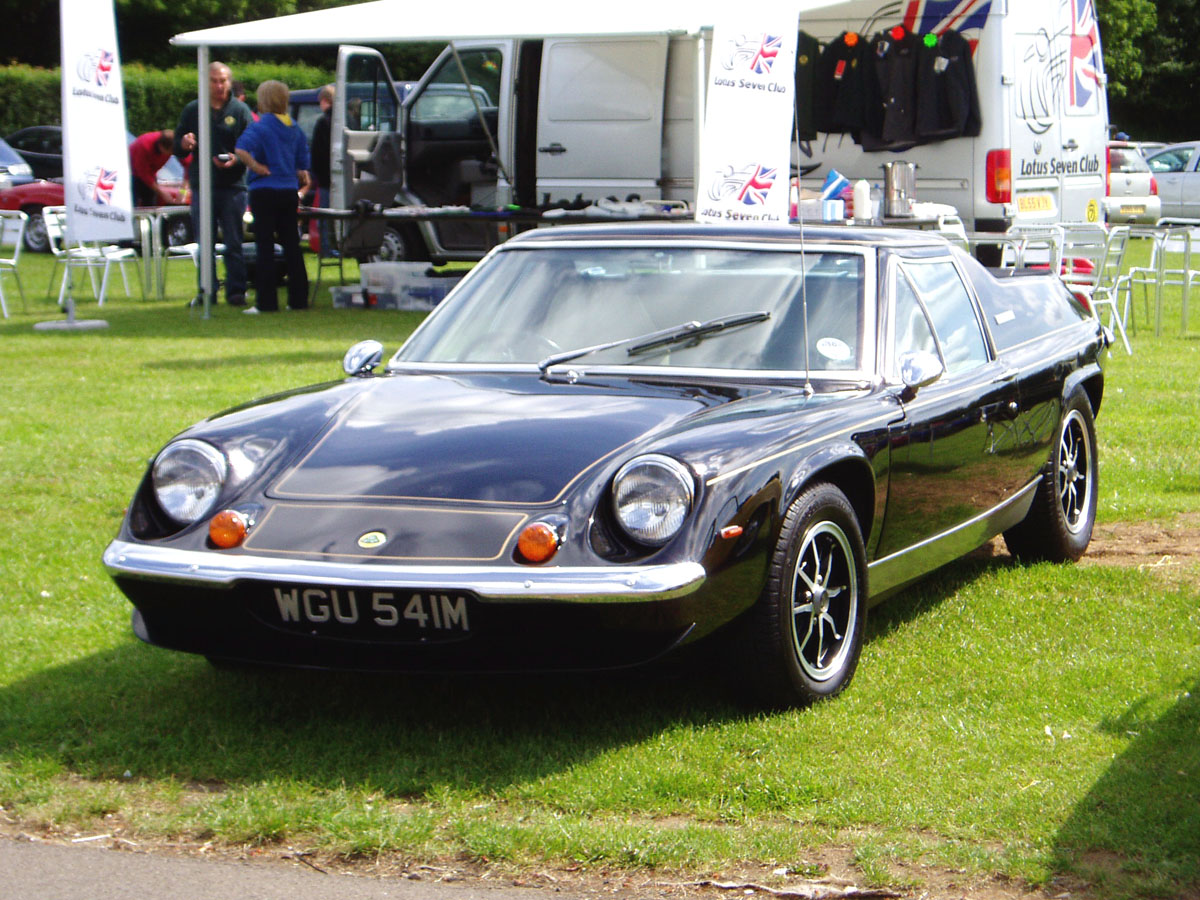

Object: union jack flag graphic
[737,165,777,206]
[93,168,117,205]
[750,34,782,75]
[1068,0,1102,108]
[95,50,114,86]
[901,0,993,52]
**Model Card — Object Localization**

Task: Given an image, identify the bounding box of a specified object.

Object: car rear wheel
[743,482,867,707]
[1003,388,1097,562]
[22,206,48,253]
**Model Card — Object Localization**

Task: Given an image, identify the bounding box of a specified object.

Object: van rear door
[534,36,669,205]
[1011,0,1106,226]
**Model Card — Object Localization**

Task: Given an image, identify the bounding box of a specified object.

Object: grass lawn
[0,239,1198,899]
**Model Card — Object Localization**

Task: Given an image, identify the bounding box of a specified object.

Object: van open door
[332,45,405,260]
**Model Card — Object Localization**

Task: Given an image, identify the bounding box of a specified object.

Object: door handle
[1062,139,1079,151]
[992,366,1019,383]
[538,142,567,155]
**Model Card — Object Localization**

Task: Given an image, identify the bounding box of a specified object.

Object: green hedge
[0,62,335,137]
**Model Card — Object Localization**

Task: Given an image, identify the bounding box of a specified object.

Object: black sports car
[105,223,1107,706]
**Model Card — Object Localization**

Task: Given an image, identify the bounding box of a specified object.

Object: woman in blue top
[235,80,311,312]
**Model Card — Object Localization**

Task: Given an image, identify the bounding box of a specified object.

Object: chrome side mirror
[342,340,384,377]
[898,350,944,398]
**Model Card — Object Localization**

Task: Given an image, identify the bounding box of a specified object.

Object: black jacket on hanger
[916,29,982,141]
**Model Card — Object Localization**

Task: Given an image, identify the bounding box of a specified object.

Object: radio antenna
[793,102,814,396]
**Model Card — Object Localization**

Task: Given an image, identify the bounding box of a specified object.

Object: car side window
[1148,149,1191,174]
[901,261,989,375]
[891,269,939,376]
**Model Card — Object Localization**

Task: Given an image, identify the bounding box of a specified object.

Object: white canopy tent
[170,0,828,313]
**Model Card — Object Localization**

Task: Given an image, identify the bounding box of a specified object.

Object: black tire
[743,483,867,707]
[162,215,192,248]
[1003,388,1098,562]
[22,206,48,253]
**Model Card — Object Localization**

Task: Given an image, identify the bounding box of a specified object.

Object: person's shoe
[228,294,247,307]
[242,306,260,315]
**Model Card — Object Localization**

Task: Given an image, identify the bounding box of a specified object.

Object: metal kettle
[882,161,917,217]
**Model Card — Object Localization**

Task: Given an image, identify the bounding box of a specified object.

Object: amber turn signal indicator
[517,522,559,564]
[209,509,248,549]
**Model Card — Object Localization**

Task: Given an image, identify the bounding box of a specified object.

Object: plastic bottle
[853,179,872,223]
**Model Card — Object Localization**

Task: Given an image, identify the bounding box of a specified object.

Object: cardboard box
[360,262,462,310]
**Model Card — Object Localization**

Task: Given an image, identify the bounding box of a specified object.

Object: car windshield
[396,245,867,373]
[0,138,26,168]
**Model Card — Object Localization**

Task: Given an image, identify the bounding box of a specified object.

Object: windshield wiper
[537,311,771,372]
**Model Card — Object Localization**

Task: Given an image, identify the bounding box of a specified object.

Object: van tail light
[1105,146,1112,195]
[986,149,1012,204]
[1151,175,1159,196]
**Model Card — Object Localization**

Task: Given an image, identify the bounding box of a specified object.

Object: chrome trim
[103,540,706,605]
[867,477,1040,598]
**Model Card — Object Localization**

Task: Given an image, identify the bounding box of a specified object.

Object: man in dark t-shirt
[174,61,255,306]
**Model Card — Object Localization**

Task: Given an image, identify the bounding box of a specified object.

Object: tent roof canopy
[171,0,833,47]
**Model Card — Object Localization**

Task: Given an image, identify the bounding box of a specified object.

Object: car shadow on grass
[1050,676,1200,899]
[0,635,755,797]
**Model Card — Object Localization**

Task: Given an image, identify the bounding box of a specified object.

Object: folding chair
[1007,223,1064,273]
[1061,223,1132,353]
[0,208,28,317]
[1125,223,1200,336]
[43,206,144,306]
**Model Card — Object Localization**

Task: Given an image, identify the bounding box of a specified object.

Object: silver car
[1104,141,1161,224]
[1146,141,1200,221]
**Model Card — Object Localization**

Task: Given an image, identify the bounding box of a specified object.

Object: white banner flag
[60,0,133,242]
[696,8,799,226]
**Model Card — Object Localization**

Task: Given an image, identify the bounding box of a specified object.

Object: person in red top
[129,130,176,207]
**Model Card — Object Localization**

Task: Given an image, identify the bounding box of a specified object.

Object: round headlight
[152,439,228,525]
[612,455,694,547]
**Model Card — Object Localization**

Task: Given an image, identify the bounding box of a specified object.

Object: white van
[330,0,1109,261]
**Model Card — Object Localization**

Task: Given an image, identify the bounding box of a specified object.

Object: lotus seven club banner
[60,0,133,242]
[696,7,799,226]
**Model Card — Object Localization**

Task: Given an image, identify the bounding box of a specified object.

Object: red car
[0,179,64,252]
[0,177,191,253]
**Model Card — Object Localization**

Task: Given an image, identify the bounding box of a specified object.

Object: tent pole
[197,46,214,319]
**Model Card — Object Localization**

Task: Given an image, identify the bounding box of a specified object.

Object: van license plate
[1017,194,1055,213]
[1120,205,1145,216]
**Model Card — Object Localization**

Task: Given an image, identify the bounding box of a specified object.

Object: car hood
[267,371,765,505]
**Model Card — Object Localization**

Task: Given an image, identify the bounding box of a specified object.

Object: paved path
[1,837,594,900]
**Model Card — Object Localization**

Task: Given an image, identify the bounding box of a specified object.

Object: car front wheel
[743,482,867,707]
[1003,388,1098,562]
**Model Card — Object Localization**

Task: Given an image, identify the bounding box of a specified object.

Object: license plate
[1017,194,1055,213]
[256,584,473,641]
[1120,205,1146,215]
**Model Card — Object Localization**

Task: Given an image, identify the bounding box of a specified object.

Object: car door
[875,256,1021,565]
[1147,146,1194,219]
[535,36,668,204]
[331,46,405,258]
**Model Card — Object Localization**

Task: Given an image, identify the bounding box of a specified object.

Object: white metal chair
[1007,223,1065,273]
[1061,223,1132,353]
[1125,222,1200,336]
[43,206,143,306]
[0,208,28,317]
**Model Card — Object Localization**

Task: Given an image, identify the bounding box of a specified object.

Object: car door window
[1148,148,1192,174]
[891,268,939,376]
[901,261,989,375]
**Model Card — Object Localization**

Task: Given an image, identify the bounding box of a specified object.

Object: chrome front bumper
[103,540,707,605]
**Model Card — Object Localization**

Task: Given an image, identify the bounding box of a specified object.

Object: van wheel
[376,226,429,262]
